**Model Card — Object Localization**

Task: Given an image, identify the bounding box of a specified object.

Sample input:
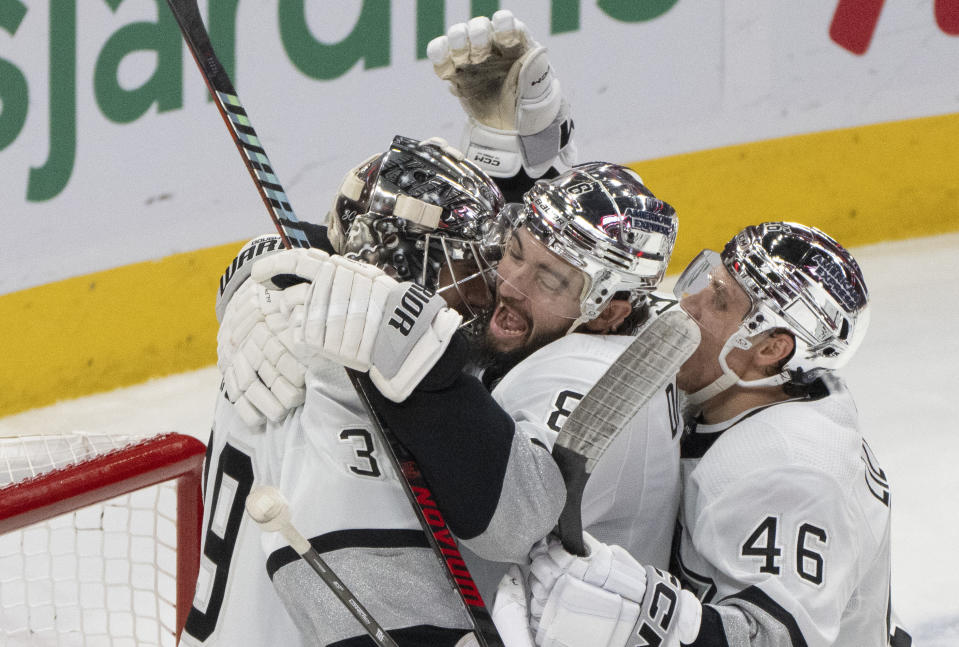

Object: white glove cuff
[514,46,560,133]
[462,107,574,179]
[631,565,702,647]
[537,574,640,647]
[215,235,285,323]
[462,119,525,178]
[675,589,703,645]
[491,566,536,647]
[369,305,461,402]
[519,100,575,175]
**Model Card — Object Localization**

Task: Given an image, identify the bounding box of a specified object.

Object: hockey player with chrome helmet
[673,221,869,409]
[202,9,689,647]
[261,11,687,614]
[325,134,506,330]
[190,136,512,647]
[358,161,685,603]
[213,135,506,425]
[474,161,677,378]
[510,223,908,647]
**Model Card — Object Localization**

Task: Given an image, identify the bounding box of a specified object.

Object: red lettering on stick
[412,485,435,507]
[423,507,445,527]
[434,528,458,549]
[455,577,485,606]
[408,482,486,607]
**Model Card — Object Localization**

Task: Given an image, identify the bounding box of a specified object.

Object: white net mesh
[0,432,188,646]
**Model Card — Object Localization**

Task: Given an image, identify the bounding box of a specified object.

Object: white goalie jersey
[181,358,474,646]
[673,375,895,647]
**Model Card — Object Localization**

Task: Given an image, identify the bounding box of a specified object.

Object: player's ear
[584,298,631,333]
[754,331,794,371]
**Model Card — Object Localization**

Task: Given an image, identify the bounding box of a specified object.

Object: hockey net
[0,431,206,646]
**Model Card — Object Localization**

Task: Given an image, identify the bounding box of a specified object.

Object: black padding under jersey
[679,420,721,460]
[364,343,515,540]
[301,220,336,254]
[687,605,730,647]
[493,166,559,203]
[890,626,914,647]
[415,330,470,392]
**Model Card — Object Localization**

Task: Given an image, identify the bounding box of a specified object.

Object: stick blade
[555,308,700,473]
[552,309,700,555]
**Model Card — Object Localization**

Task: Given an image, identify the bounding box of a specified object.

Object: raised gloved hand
[216,243,328,426]
[292,255,463,403]
[524,533,703,647]
[427,10,576,180]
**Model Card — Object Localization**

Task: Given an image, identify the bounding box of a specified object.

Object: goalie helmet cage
[0,431,206,646]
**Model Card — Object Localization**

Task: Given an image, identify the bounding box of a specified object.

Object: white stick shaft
[280,523,312,556]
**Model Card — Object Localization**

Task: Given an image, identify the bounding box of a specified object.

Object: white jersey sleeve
[675,377,894,647]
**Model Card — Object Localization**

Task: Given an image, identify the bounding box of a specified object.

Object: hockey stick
[246,486,399,647]
[165,2,502,644]
[551,308,701,556]
[164,0,309,250]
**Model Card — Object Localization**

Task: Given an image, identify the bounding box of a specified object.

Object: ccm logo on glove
[388,283,436,336]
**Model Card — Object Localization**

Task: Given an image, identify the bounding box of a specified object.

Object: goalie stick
[551,308,701,556]
[165,1,502,645]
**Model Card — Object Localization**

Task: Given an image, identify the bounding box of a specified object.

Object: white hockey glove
[214,234,286,324]
[427,10,576,179]
[526,533,702,647]
[492,565,536,647]
[296,255,462,402]
[216,245,328,426]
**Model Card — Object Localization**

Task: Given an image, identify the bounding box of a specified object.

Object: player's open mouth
[489,302,529,340]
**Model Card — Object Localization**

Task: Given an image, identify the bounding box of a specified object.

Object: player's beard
[466,308,566,389]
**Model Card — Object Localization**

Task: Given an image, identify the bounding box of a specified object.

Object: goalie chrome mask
[674,222,870,404]
[484,162,678,327]
[327,135,506,324]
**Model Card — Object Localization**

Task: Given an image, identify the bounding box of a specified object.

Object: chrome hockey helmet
[327,135,506,317]
[723,222,870,376]
[493,162,678,324]
[675,221,870,402]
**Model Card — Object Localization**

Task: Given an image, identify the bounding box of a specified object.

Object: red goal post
[0,431,206,645]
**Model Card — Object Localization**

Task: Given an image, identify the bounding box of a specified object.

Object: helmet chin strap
[565,314,588,335]
[567,278,601,334]
[684,332,790,407]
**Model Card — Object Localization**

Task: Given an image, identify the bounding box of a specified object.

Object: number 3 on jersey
[340,428,382,478]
